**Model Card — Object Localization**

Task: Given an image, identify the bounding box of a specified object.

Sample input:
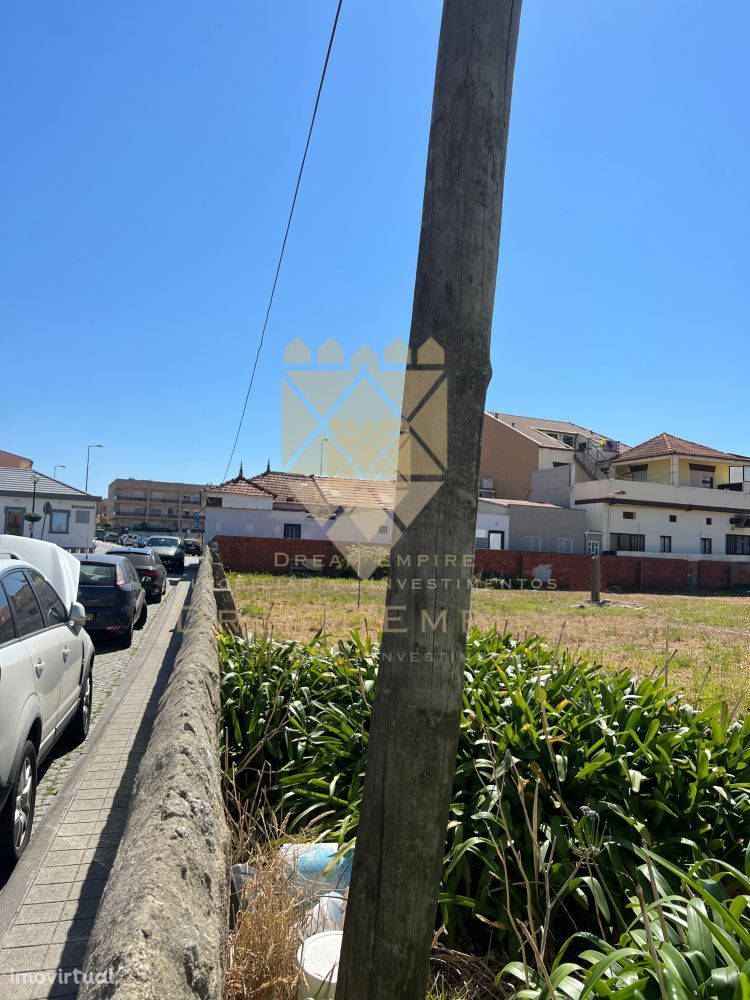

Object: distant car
[107,547,167,603]
[146,536,185,574]
[119,533,140,547]
[103,532,118,543]
[74,554,147,647]
[182,538,202,556]
[0,536,95,869]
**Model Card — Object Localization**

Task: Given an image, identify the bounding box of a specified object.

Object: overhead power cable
[221,0,344,483]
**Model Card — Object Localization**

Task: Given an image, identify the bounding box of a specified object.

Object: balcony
[576,477,750,514]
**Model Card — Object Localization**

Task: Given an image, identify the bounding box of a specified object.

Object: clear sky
[2,1,748,499]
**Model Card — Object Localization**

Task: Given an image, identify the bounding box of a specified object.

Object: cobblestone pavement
[0,565,195,998]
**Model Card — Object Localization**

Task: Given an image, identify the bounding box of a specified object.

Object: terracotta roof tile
[616,433,750,465]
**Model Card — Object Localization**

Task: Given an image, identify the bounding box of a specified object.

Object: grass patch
[227,572,750,706]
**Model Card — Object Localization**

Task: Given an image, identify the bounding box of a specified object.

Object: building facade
[103,478,207,534]
[0,468,99,551]
[479,412,623,501]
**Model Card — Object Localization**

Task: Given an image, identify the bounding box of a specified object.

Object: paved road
[0,553,199,897]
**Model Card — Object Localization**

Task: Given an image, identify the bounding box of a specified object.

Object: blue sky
[2,1,748,498]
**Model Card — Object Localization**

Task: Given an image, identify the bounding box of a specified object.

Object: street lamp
[85,444,103,493]
[54,464,66,480]
[319,437,329,476]
[29,473,40,538]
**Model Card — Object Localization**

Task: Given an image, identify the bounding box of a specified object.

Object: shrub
[504,851,750,1000]
[219,628,750,959]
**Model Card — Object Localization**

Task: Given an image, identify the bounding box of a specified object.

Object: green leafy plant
[504,851,750,1000]
[219,628,750,958]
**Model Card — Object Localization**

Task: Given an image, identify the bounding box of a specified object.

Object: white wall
[602,504,749,556]
[1,496,97,551]
[476,503,510,548]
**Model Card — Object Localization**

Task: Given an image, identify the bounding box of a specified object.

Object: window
[630,464,648,482]
[283,523,301,540]
[726,534,750,556]
[75,509,91,523]
[0,584,16,645]
[611,533,646,552]
[2,570,44,637]
[622,512,635,520]
[27,570,68,626]
[78,563,117,586]
[706,517,712,525]
[586,539,601,556]
[488,530,505,550]
[669,514,677,523]
[49,510,70,534]
[700,538,712,554]
[690,464,716,489]
[524,536,542,552]
[556,537,573,553]
[659,535,672,553]
[4,507,25,536]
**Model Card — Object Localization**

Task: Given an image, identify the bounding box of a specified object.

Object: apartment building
[102,478,207,534]
[479,412,623,501]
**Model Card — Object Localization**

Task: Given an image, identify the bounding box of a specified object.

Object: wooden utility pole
[337,3,523,998]
[591,554,601,603]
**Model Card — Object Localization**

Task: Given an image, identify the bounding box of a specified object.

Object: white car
[0,536,95,870]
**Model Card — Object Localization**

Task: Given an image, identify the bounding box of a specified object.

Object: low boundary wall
[80,552,231,999]
[214,535,750,593]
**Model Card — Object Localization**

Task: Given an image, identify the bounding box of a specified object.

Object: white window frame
[556,537,573,554]
[586,539,601,556]
[524,535,542,552]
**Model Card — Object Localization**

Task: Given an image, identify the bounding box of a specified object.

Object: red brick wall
[214,536,750,593]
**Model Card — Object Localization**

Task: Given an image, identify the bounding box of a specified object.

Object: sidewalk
[0,575,192,999]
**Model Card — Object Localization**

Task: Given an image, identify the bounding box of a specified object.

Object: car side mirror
[69,601,86,630]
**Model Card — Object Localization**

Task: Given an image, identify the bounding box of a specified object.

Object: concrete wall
[80,553,231,1000]
[530,466,574,506]
[507,502,588,554]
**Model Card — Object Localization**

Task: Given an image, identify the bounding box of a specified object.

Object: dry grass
[225,848,302,1000]
[228,573,750,706]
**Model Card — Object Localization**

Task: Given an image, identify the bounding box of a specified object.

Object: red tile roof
[616,433,750,465]
[215,469,398,511]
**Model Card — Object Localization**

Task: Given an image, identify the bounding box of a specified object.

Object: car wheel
[119,617,134,648]
[69,667,93,744]
[136,601,147,629]
[0,741,37,870]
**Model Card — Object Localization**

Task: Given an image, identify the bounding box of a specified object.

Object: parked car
[182,538,202,556]
[103,532,118,543]
[107,547,167,603]
[119,533,141,547]
[74,554,147,647]
[0,535,95,869]
[146,536,185,573]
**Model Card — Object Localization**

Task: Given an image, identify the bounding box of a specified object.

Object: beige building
[102,478,206,534]
[479,412,623,501]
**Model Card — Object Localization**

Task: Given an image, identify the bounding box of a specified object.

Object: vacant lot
[227,572,750,707]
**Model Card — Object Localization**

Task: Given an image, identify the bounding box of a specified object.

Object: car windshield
[78,563,117,586]
[148,537,179,546]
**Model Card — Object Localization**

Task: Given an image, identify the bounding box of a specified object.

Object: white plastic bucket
[297,930,342,999]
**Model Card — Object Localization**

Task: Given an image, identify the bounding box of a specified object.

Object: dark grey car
[107,547,168,603]
[74,554,147,647]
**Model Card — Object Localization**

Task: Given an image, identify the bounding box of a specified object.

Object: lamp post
[29,473,40,538]
[54,464,66,480]
[85,444,103,493]
[319,437,329,476]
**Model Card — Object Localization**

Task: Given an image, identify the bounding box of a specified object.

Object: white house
[0,468,99,552]
[569,433,750,559]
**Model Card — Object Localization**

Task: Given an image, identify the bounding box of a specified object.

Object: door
[27,570,83,727]
[4,507,25,536]
[2,570,64,752]
[0,584,34,787]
